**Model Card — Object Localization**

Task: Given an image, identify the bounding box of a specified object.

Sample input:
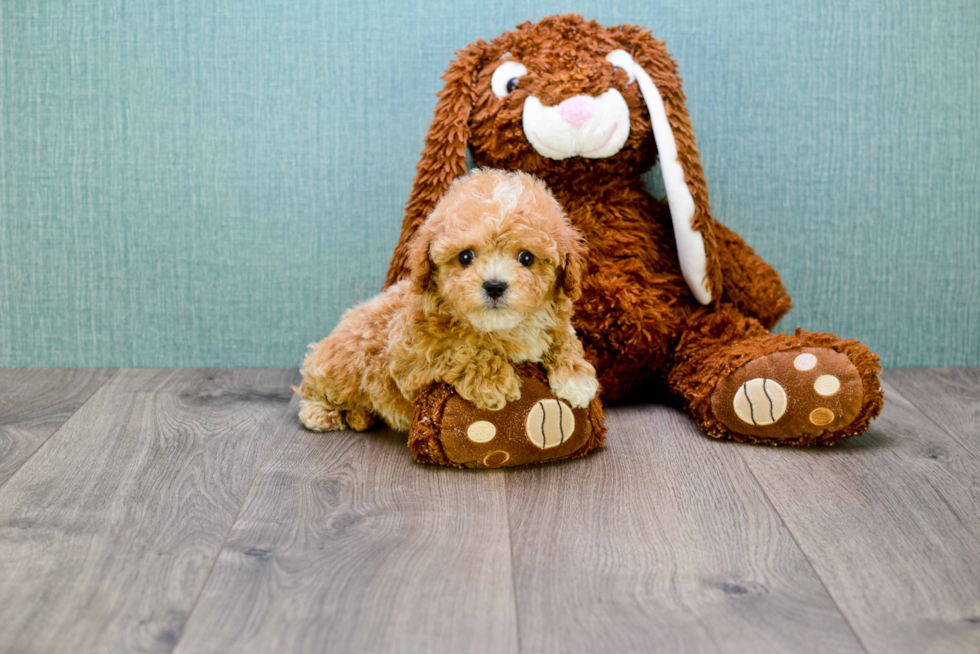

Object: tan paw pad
[813,375,841,396]
[467,420,497,443]
[525,399,575,449]
[794,353,817,371]
[809,408,835,426]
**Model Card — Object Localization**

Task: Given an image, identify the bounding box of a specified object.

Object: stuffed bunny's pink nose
[558,96,595,129]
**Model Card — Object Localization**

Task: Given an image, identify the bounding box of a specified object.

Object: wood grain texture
[735,375,980,653]
[886,367,980,457]
[3,367,979,654]
[505,404,864,654]
[0,368,296,654]
[0,368,116,488]
[173,417,518,654]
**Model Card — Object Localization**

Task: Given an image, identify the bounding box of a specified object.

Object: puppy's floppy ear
[556,233,586,305]
[407,225,436,295]
[384,41,491,289]
[607,26,723,305]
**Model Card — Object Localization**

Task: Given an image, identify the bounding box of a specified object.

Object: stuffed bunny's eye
[491,61,528,98]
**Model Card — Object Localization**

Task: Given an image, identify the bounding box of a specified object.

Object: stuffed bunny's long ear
[606,47,719,305]
[384,46,487,289]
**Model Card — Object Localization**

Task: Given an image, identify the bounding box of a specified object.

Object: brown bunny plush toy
[389,14,883,447]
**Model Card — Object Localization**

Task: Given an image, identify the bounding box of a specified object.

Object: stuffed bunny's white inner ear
[606,50,711,304]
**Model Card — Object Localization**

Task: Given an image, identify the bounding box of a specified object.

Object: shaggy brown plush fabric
[389,14,883,446]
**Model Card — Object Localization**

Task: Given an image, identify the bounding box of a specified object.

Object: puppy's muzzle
[483,280,508,301]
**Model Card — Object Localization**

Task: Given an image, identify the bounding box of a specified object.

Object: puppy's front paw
[298,399,347,432]
[549,371,599,409]
[456,368,522,411]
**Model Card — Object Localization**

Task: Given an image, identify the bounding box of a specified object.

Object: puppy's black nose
[483,280,508,300]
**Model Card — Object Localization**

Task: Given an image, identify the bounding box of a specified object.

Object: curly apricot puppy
[296,169,597,433]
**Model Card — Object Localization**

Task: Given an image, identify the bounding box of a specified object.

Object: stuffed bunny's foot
[409,364,606,468]
[710,347,866,443]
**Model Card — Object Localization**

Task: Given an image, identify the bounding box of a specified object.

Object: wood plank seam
[168,396,301,654]
[734,376,980,652]
[884,369,980,459]
[171,414,520,652]
[736,453,871,654]
[0,368,300,653]
[503,406,864,653]
[0,368,119,494]
[882,377,980,467]
[505,476,525,654]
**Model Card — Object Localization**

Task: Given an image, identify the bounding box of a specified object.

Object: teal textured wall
[1,1,978,367]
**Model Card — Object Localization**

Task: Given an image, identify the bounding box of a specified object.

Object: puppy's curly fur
[296,169,597,432]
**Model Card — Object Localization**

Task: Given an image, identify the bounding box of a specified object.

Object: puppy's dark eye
[458,250,475,266]
[517,251,535,267]
[506,78,519,93]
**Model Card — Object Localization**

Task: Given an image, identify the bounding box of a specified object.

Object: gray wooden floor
[0,368,978,653]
